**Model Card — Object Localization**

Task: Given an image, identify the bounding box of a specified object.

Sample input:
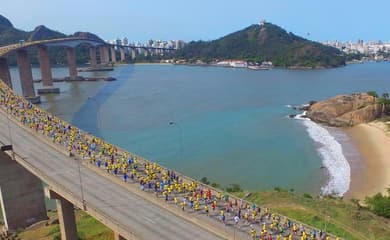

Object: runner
[250,227,256,240]
[204,204,209,216]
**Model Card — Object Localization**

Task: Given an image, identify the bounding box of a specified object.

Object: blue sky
[2,0,389,42]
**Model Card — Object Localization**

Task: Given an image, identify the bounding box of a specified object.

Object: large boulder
[306,93,382,127]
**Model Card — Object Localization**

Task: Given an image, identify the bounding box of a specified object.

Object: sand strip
[344,122,390,200]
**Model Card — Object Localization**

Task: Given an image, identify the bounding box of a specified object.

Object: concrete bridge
[0,39,339,240]
[0,37,175,104]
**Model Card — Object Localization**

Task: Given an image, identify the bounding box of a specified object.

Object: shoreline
[343,122,390,200]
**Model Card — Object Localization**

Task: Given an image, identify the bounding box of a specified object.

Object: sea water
[9,62,390,196]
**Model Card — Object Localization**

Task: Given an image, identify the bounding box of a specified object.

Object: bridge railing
[0,37,105,57]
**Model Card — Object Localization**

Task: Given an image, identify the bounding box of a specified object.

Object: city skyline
[1,0,390,43]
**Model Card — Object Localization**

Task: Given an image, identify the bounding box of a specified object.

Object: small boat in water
[78,66,114,72]
[247,65,271,70]
[247,61,273,70]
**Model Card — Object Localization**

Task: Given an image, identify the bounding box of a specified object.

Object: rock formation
[306,93,382,127]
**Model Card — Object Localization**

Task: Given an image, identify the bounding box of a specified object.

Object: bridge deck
[0,112,224,240]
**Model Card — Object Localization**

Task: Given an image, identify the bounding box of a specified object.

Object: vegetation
[234,190,390,240]
[18,210,113,240]
[378,93,390,115]
[200,176,210,185]
[345,52,366,61]
[366,91,390,114]
[365,188,390,218]
[174,23,346,68]
[367,91,379,98]
[225,183,243,193]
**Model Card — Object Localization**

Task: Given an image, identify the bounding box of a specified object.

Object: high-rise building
[123,37,129,46]
[175,40,186,49]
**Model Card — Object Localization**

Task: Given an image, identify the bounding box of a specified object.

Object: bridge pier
[131,49,136,60]
[0,58,12,88]
[99,46,109,65]
[0,151,47,233]
[114,232,127,240]
[89,47,97,67]
[120,48,125,62]
[16,49,40,104]
[98,46,104,64]
[110,47,116,63]
[37,45,60,94]
[45,189,78,240]
[66,47,78,80]
[104,46,110,64]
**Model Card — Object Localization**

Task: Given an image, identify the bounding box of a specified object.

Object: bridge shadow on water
[71,66,134,138]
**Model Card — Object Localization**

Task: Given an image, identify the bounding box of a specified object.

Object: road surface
[0,111,225,240]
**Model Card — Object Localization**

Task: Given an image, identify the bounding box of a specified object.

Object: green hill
[175,23,345,68]
[0,15,29,46]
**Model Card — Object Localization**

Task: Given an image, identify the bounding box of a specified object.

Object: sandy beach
[344,122,390,200]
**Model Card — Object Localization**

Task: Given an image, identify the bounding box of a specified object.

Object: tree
[365,193,390,218]
[367,91,379,98]
[378,92,390,115]
[200,177,210,185]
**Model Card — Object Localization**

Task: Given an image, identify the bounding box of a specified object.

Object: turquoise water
[9,62,390,195]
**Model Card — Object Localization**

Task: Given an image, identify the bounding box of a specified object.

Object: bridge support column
[99,46,107,65]
[0,151,47,233]
[66,47,78,80]
[131,49,136,60]
[45,189,78,240]
[104,46,110,64]
[37,45,59,94]
[16,49,40,103]
[120,48,125,62]
[0,58,12,88]
[114,232,127,240]
[89,47,97,67]
[110,47,116,63]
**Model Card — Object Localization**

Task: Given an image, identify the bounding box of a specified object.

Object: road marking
[143,216,156,224]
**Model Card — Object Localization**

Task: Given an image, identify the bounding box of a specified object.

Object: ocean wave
[294,113,351,196]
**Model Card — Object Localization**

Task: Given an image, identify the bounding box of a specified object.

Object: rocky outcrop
[28,25,66,41]
[306,93,382,127]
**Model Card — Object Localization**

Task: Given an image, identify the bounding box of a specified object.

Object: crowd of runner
[0,80,341,240]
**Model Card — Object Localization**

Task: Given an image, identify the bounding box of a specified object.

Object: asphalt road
[0,112,225,240]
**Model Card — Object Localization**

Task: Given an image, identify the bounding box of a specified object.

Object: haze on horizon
[2,0,389,43]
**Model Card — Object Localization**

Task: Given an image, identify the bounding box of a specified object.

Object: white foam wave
[294,113,351,196]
